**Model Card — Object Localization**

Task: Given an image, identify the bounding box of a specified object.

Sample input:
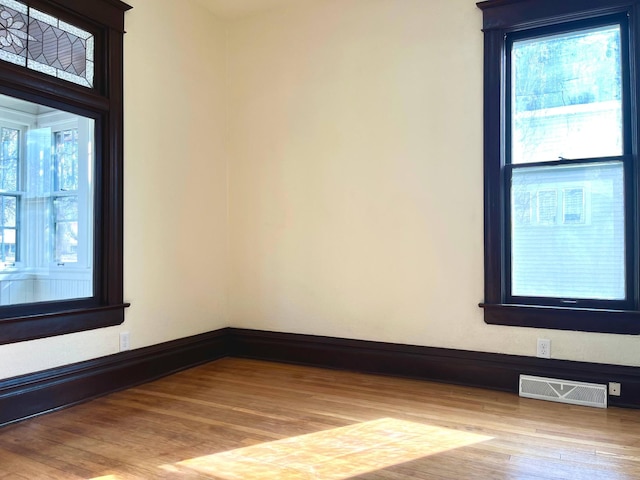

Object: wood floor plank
[0,357,639,479]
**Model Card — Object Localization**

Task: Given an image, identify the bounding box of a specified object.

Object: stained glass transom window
[0,0,93,87]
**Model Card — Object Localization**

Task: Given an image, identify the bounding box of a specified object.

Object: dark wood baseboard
[0,328,230,427]
[2,326,639,427]
[228,328,640,409]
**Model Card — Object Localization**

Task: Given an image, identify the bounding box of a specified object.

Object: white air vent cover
[519,374,607,408]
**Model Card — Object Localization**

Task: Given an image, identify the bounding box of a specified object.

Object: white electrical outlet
[119,331,130,352]
[536,338,551,359]
[609,382,621,396]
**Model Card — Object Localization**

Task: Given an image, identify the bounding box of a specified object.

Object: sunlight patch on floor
[167,417,493,479]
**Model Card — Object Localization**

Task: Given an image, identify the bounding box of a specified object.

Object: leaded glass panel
[0,0,94,87]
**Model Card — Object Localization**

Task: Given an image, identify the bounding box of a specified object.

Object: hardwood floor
[0,357,639,479]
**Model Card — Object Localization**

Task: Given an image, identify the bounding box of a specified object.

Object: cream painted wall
[194,0,318,19]
[1,0,638,382]
[0,0,229,380]
[226,0,640,366]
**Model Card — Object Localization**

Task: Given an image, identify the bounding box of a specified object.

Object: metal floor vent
[519,374,607,408]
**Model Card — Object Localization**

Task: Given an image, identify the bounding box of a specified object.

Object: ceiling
[193,0,316,19]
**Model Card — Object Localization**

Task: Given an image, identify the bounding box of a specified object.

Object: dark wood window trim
[0,0,131,345]
[478,0,640,334]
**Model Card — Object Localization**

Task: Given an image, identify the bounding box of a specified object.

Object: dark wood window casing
[0,0,131,344]
[478,0,640,334]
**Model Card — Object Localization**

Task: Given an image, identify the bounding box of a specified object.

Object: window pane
[53,195,77,263]
[537,190,557,225]
[0,94,94,305]
[0,0,95,87]
[511,25,622,163]
[513,191,531,225]
[0,127,18,191]
[54,129,78,191]
[0,194,16,227]
[511,162,625,300]
[0,195,16,263]
[563,188,585,224]
[28,7,95,87]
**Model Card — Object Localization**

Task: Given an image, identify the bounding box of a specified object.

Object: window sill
[0,303,130,345]
[480,303,640,334]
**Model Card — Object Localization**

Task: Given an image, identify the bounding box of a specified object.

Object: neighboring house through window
[563,188,585,225]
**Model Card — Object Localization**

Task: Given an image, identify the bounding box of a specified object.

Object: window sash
[503,16,632,309]
[0,193,17,264]
[505,157,629,308]
[508,23,624,165]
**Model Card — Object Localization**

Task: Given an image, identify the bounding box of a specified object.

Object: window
[478,0,640,333]
[53,128,80,265]
[563,188,585,225]
[0,0,131,344]
[536,190,557,225]
[0,103,94,301]
[513,190,531,225]
[0,126,18,264]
